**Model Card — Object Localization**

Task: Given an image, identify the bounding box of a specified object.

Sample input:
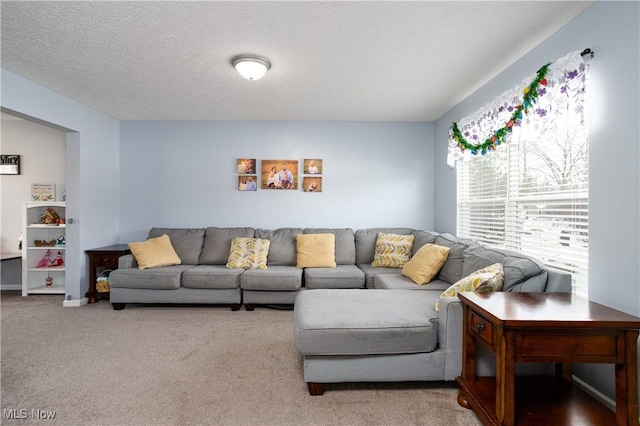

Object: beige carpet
[1,291,482,425]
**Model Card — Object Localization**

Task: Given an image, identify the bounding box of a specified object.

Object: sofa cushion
[435,233,473,284]
[129,234,182,270]
[148,228,205,265]
[436,263,504,311]
[371,233,415,268]
[109,265,193,290]
[182,265,243,289]
[240,266,303,291]
[255,228,303,266]
[303,228,356,265]
[304,265,365,289]
[226,237,270,269]
[411,230,439,254]
[401,244,450,285]
[358,263,402,289]
[296,233,336,268]
[294,289,439,356]
[462,245,548,292]
[199,227,255,264]
[355,228,414,265]
[375,274,451,292]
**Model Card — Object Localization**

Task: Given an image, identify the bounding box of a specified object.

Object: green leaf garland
[451,62,551,156]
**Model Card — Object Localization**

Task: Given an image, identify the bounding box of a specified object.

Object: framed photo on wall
[0,155,20,175]
[303,177,322,192]
[304,158,322,174]
[237,158,256,174]
[261,160,298,190]
[238,176,257,191]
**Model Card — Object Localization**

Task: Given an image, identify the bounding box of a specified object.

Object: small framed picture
[261,160,298,190]
[303,177,322,192]
[31,183,56,201]
[304,159,322,174]
[237,158,256,174]
[0,155,20,175]
[238,176,257,191]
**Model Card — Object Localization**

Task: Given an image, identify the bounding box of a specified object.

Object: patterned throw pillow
[371,233,415,268]
[401,244,450,285]
[435,263,504,311]
[226,238,270,270]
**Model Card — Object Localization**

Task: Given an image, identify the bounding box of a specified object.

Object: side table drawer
[470,312,493,347]
[96,254,118,266]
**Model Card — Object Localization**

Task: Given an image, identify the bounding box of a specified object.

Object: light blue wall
[1,70,121,302]
[119,121,434,242]
[434,1,640,400]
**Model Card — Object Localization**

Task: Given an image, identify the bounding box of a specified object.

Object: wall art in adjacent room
[0,155,20,175]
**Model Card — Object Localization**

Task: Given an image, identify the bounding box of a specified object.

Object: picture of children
[303,177,322,192]
[246,176,256,191]
[238,176,256,191]
[237,158,256,174]
[261,160,298,189]
[304,159,322,174]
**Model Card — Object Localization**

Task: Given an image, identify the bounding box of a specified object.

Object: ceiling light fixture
[231,55,271,80]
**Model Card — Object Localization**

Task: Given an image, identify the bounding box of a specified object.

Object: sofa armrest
[118,254,138,269]
[438,296,464,381]
[546,269,572,293]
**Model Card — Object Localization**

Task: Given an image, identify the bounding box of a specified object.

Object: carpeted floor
[0,291,482,425]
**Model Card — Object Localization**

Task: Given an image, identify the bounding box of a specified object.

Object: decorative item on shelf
[31,183,56,201]
[36,250,52,268]
[34,239,56,247]
[96,269,112,293]
[55,235,66,247]
[45,275,53,287]
[39,207,60,224]
[49,251,64,268]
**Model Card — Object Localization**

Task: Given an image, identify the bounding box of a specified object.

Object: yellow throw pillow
[296,233,336,268]
[128,234,182,270]
[226,237,270,270]
[401,244,450,285]
[435,263,504,311]
[371,233,414,268]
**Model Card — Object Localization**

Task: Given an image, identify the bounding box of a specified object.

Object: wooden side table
[457,291,640,426]
[85,244,131,303]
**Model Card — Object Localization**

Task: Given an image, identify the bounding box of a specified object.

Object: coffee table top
[459,292,640,329]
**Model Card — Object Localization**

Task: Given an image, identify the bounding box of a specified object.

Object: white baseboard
[572,374,616,412]
[63,297,88,307]
[0,284,21,291]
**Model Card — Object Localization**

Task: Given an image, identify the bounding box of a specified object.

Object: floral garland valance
[447,50,588,167]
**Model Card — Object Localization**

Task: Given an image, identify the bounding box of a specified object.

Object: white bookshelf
[22,202,66,296]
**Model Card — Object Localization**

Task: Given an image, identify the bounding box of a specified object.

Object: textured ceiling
[1,1,593,122]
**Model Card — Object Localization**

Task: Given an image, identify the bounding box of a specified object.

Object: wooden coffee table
[456,292,640,425]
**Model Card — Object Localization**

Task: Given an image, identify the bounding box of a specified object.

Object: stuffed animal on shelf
[36,249,52,268]
[49,251,64,268]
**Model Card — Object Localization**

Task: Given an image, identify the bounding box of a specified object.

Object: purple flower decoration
[535,108,547,117]
[507,106,514,112]
[538,88,547,97]
[472,135,478,140]
[560,85,568,94]
[567,70,578,79]
[464,131,470,137]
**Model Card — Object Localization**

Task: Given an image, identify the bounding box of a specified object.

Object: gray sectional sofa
[109,226,571,395]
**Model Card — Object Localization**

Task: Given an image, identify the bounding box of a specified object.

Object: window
[452,51,589,297]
